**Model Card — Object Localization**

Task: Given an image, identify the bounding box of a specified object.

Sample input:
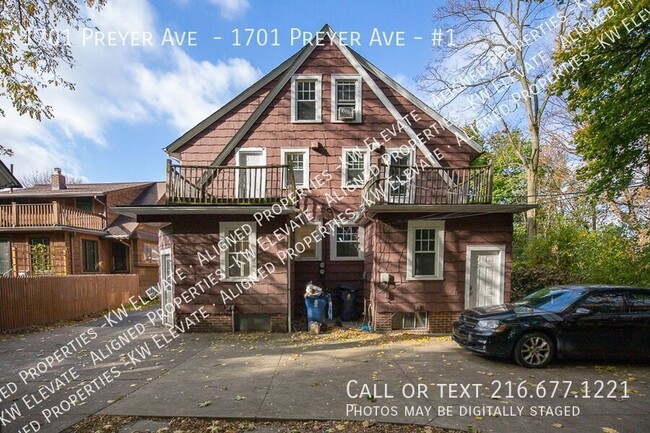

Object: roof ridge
[165,23,483,164]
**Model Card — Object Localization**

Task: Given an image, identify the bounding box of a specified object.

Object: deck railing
[364,165,493,206]
[167,161,297,205]
[0,203,105,230]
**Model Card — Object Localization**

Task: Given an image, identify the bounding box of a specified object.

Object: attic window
[292,75,322,122]
[332,75,361,122]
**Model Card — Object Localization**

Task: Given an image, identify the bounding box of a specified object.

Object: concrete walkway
[1,309,649,433]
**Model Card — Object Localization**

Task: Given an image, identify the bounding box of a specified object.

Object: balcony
[364,165,493,206]
[167,161,296,205]
[0,203,105,231]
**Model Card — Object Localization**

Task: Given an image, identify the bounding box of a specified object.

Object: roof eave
[164,49,303,155]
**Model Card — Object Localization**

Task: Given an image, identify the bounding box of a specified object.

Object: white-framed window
[294,223,322,261]
[331,75,362,122]
[392,312,428,330]
[330,224,364,261]
[281,148,310,189]
[407,220,445,280]
[384,148,415,204]
[291,74,322,122]
[219,222,257,281]
[341,148,370,188]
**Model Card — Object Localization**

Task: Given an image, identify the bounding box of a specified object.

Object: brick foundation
[374,311,460,334]
[427,311,460,334]
[176,312,288,333]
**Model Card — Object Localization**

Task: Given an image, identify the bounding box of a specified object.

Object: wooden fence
[0,274,139,332]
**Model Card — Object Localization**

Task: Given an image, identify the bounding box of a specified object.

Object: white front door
[237,149,266,200]
[465,246,505,308]
[160,248,175,326]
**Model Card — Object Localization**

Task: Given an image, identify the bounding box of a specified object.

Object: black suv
[452,285,650,368]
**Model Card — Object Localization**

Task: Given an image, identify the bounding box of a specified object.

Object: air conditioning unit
[337,107,356,120]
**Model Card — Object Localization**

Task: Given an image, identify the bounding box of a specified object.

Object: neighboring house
[0,168,164,292]
[117,25,532,333]
[0,159,21,189]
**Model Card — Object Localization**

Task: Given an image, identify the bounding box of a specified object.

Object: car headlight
[476,320,506,333]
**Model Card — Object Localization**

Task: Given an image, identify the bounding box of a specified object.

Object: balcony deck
[166,161,296,205]
[363,165,493,206]
[0,203,105,231]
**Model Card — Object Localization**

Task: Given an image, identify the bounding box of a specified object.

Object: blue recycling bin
[305,292,332,328]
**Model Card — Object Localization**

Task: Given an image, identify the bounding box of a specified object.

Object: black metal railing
[167,160,296,205]
[363,165,493,206]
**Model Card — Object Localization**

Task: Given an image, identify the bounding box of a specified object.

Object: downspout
[286,218,293,333]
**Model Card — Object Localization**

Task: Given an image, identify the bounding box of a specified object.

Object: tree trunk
[526,166,537,241]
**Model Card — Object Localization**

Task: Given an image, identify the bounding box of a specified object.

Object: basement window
[392,312,427,330]
[235,313,271,332]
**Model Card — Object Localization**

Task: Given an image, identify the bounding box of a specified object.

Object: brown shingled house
[0,169,164,293]
[117,25,532,333]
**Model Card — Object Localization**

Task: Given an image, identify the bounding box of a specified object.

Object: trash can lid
[306,291,331,299]
[337,284,359,292]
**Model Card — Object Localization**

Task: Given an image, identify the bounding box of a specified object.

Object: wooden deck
[0,202,105,230]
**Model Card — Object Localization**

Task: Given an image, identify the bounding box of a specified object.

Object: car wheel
[514,332,555,368]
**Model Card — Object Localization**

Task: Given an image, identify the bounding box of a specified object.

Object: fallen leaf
[362,420,376,428]
[198,401,211,408]
[601,428,619,433]
[552,423,563,429]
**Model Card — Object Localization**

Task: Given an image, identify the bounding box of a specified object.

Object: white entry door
[237,149,266,200]
[159,248,175,327]
[465,246,505,308]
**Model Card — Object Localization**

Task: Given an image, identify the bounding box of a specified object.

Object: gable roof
[0,181,154,198]
[347,48,482,154]
[104,182,166,239]
[164,24,483,159]
[0,159,21,189]
[165,50,303,155]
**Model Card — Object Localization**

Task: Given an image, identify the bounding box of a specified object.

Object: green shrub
[511,265,572,301]
[512,220,650,300]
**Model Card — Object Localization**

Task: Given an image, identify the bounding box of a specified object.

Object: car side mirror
[574,307,592,316]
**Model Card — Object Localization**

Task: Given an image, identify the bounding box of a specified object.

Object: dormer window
[332,75,361,122]
[291,75,322,122]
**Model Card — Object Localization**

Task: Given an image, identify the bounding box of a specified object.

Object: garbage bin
[305,291,332,328]
[337,285,360,321]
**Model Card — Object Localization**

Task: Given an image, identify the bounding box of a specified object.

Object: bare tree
[19,169,83,188]
[419,0,575,240]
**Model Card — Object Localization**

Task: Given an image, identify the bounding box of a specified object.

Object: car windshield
[514,287,586,313]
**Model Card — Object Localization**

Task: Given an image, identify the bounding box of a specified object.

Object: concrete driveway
[1,308,649,433]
